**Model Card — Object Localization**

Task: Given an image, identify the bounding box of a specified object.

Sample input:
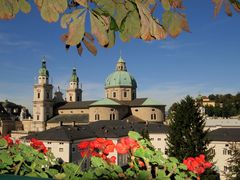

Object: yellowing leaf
[66,11,87,46]
[90,11,109,46]
[0,0,19,20]
[83,38,97,56]
[75,0,88,7]
[115,3,128,27]
[76,43,83,56]
[60,9,85,28]
[224,0,232,16]
[161,0,171,11]
[212,0,224,16]
[162,11,182,38]
[41,1,59,22]
[34,0,43,9]
[18,0,31,14]
[106,30,115,48]
[84,32,94,42]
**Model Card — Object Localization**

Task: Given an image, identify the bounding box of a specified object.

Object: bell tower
[32,58,53,132]
[66,68,82,102]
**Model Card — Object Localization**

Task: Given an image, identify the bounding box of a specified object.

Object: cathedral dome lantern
[105,56,137,101]
[71,68,79,83]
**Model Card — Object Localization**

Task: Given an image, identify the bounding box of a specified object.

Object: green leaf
[54,173,66,179]
[94,0,116,17]
[156,169,170,180]
[18,0,31,13]
[178,163,187,170]
[137,170,150,180]
[14,154,24,162]
[0,139,7,148]
[113,165,123,173]
[115,3,128,27]
[169,157,179,163]
[0,150,13,165]
[91,157,106,168]
[46,169,59,177]
[128,131,142,140]
[66,11,86,46]
[106,30,115,48]
[161,0,171,11]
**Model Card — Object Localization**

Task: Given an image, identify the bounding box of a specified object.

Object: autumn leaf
[212,0,224,16]
[84,32,94,42]
[161,0,171,11]
[90,11,109,46]
[0,0,19,20]
[224,0,232,16]
[94,0,116,17]
[76,43,83,56]
[75,0,88,7]
[83,38,97,55]
[65,11,86,46]
[18,0,31,14]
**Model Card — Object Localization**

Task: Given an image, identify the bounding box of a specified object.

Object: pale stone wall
[131,107,164,122]
[58,109,89,115]
[44,140,70,162]
[22,120,32,132]
[149,133,168,154]
[89,106,129,122]
[105,87,136,101]
[66,89,82,102]
[11,131,29,139]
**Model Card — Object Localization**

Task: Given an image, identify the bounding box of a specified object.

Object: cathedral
[12,56,165,136]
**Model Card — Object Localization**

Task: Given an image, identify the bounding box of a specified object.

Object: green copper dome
[105,56,137,88]
[71,68,79,82]
[39,59,49,77]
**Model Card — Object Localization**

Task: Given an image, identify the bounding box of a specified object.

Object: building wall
[22,120,32,132]
[66,89,82,102]
[58,109,89,115]
[131,107,164,122]
[44,140,70,162]
[0,120,15,136]
[149,133,168,154]
[89,106,129,122]
[105,87,136,101]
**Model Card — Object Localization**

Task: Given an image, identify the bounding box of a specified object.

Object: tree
[0,0,240,56]
[225,143,240,180]
[166,96,213,161]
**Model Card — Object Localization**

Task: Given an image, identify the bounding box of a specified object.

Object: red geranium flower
[116,137,139,154]
[106,156,116,164]
[30,138,48,154]
[4,134,13,145]
[78,141,90,149]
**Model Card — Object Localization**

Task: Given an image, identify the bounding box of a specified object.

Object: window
[110,114,116,120]
[124,91,127,97]
[157,138,161,141]
[37,93,40,99]
[223,149,227,155]
[113,92,116,98]
[70,96,72,101]
[151,114,156,120]
[72,147,76,152]
[152,109,155,111]
[37,115,39,120]
[47,92,49,99]
[135,109,138,112]
[228,150,232,155]
[77,96,80,101]
[59,148,64,152]
[59,142,64,145]
[47,142,52,144]
[95,114,100,120]
[150,138,154,141]
[48,147,52,151]
[158,148,161,151]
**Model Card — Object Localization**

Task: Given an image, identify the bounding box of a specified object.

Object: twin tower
[32,59,82,131]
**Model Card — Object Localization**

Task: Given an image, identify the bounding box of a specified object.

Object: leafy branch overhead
[0,0,239,56]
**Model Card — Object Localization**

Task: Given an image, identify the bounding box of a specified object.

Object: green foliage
[0,131,199,179]
[205,93,240,118]
[166,96,213,161]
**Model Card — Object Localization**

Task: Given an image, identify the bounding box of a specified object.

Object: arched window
[124,91,127,97]
[77,96,80,101]
[110,114,116,120]
[151,114,156,120]
[70,96,72,101]
[95,114,100,120]
[37,93,40,99]
[47,92,49,99]
[113,92,116,98]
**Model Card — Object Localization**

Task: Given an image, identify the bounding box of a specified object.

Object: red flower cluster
[3,134,13,145]
[30,138,48,154]
[115,137,139,154]
[78,138,116,164]
[183,154,212,175]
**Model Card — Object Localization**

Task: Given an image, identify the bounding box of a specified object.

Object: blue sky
[0,1,239,111]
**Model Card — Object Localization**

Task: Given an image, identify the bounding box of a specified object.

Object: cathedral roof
[90,98,120,106]
[208,128,240,141]
[105,57,137,88]
[47,114,89,124]
[58,101,96,110]
[70,68,79,82]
